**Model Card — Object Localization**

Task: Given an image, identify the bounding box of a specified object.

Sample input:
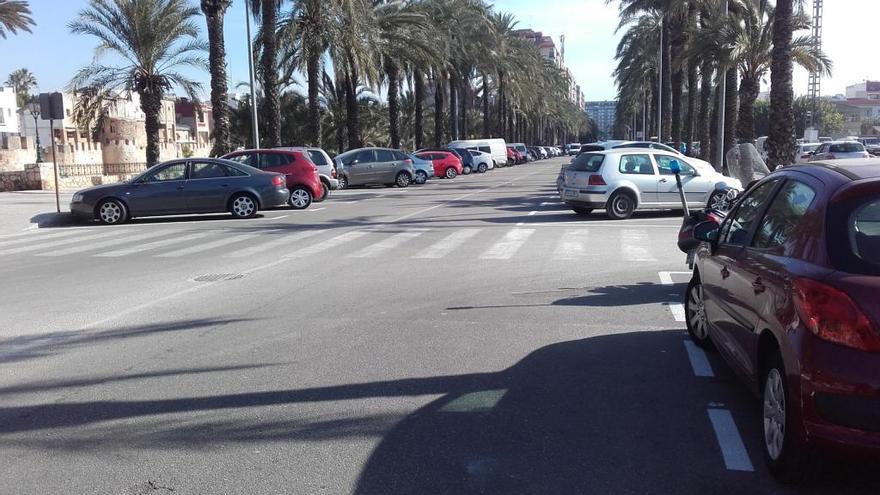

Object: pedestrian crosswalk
[0,224,678,263]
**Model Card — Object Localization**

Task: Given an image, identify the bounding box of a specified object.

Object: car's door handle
[721,266,730,279]
[177,185,185,190]
[659,178,668,183]
[221,184,229,188]
[752,278,766,294]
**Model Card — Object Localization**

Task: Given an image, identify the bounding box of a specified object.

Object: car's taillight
[404,159,413,165]
[793,278,880,352]
[272,175,285,186]
[332,168,337,178]
[588,175,607,186]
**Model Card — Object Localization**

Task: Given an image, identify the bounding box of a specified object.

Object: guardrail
[58,162,148,177]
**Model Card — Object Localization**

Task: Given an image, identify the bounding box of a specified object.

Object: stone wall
[0,135,37,172]
[0,163,44,192]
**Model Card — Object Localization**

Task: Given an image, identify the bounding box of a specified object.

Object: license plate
[564,189,578,198]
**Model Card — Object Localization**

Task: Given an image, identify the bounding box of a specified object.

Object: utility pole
[245,0,260,149]
[807,0,824,136]
[656,17,663,142]
[715,0,729,171]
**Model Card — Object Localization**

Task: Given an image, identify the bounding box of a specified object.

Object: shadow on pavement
[447,282,686,311]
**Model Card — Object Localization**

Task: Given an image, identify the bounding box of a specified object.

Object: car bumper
[798,333,880,454]
[327,177,340,190]
[561,188,608,208]
[264,187,291,208]
[70,201,94,220]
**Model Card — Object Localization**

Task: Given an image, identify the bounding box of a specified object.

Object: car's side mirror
[694,221,720,244]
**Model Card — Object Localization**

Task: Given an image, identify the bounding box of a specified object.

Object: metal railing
[58,162,148,177]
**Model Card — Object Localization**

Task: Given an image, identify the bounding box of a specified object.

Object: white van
[448,138,508,167]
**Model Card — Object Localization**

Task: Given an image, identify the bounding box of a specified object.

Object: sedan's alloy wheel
[415,171,428,184]
[98,201,124,224]
[290,188,311,209]
[763,368,786,461]
[232,196,256,217]
[687,283,709,340]
[396,173,411,187]
[445,168,457,179]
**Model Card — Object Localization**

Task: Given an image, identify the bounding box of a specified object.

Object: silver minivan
[334,148,415,188]
[560,150,741,219]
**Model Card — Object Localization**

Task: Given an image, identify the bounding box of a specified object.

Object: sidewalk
[0,190,78,234]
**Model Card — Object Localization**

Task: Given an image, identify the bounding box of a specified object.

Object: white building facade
[0,86,21,138]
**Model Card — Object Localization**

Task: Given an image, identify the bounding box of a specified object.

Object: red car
[506,146,523,164]
[414,151,463,179]
[222,149,323,209]
[688,159,880,479]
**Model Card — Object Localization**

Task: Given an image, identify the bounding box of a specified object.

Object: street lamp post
[245,0,260,149]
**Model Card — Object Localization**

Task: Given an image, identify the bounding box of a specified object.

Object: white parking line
[683,341,714,377]
[480,228,535,259]
[707,407,755,472]
[286,231,367,258]
[348,229,427,258]
[413,229,481,259]
[659,271,691,322]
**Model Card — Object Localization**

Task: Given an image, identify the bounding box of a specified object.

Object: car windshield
[830,143,865,153]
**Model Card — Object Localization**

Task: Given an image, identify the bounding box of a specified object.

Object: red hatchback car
[687,159,880,479]
[506,146,523,164]
[222,149,322,209]
[414,151,463,179]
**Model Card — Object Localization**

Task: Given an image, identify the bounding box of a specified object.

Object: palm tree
[250,0,281,147]
[69,0,208,167]
[766,0,799,170]
[201,0,232,157]
[0,0,34,38]
[5,67,36,108]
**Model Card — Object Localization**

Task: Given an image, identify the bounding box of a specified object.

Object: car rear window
[830,143,865,153]
[851,198,880,270]
[392,150,409,161]
[307,150,328,166]
[580,145,604,153]
[570,153,604,172]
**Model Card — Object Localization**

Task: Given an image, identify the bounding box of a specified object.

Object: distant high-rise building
[585,100,617,139]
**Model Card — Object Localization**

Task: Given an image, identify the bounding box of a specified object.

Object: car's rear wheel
[315,181,330,202]
[478,163,488,173]
[708,189,732,212]
[762,352,814,482]
[414,170,428,185]
[606,190,636,220]
[337,175,349,190]
[445,167,458,179]
[396,172,411,188]
[685,277,714,349]
[572,207,593,216]
[96,199,128,225]
[230,193,258,218]
[289,186,313,210]
[463,165,472,175]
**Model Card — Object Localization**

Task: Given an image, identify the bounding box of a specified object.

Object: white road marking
[683,340,715,377]
[622,229,658,262]
[308,207,326,212]
[413,229,481,259]
[707,407,755,472]
[348,230,428,258]
[37,229,173,257]
[224,229,326,258]
[96,232,210,257]
[480,228,535,260]
[286,231,368,258]
[659,271,692,322]
[155,232,271,258]
[260,214,290,220]
[0,230,126,256]
[553,229,590,259]
[0,230,83,249]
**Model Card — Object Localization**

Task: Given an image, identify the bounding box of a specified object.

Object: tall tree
[0,0,33,38]
[201,0,232,156]
[69,0,207,167]
[251,0,281,147]
[5,67,36,108]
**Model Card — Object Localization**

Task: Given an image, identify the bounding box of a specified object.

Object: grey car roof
[807,159,880,180]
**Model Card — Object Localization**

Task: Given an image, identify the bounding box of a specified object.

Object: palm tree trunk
[307,50,321,147]
[260,0,280,147]
[767,0,795,170]
[434,75,444,147]
[204,1,231,157]
[697,63,713,161]
[684,61,697,155]
[709,81,720,168]
[460,74,468,138]
[386,61,401,149]
[139,90,162,167]
[448,72,458,141]
[482,72,490,137]
[661,19,672,141]
[344,64,360,148]
[672,68,683,145]
[736,74,760,144]
[414,68,424,150]
[724,68,738,159]
[497,70,505,137]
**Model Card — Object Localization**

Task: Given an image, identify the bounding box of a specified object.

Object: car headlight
[72,193,85,203]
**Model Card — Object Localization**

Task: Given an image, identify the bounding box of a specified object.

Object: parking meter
[669,160,690,216]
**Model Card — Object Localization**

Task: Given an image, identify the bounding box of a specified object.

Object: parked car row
[71,137,560,224]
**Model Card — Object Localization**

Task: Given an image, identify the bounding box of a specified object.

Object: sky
[1,0,878,104]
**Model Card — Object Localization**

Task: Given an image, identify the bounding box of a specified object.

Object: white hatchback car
[560,150,741,220]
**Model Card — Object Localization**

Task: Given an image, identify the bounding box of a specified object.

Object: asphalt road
[0,157,876,494]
